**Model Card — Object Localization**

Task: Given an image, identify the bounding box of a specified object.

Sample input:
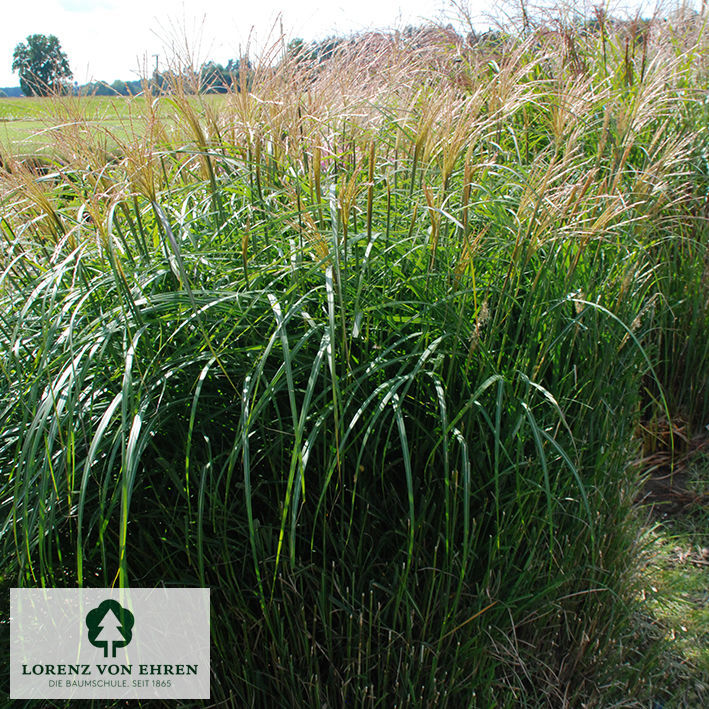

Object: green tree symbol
[86,600,134,658]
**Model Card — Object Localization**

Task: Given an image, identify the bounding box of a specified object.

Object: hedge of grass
[1,9,708,706]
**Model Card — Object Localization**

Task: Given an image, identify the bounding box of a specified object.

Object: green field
[0,94,218,156]
[0,95,130,153]
[1,10,708,707]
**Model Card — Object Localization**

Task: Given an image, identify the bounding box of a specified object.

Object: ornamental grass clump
[1,7,708,706]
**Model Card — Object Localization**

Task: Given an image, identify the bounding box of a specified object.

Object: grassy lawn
[0,94,221,156]
[0,96,60,154]
[638,445,709,706]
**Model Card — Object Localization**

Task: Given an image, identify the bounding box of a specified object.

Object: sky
[0,0,453,87]
[0,0,674,87]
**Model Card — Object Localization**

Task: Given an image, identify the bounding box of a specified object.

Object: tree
[287,38,306,62]
[12,34,73,96]
[199,61,229,93]
[198,58,253,94]
[226,58,253,93]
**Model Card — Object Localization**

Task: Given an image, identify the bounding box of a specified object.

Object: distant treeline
[0,86,24,97]
[82,58,253,96]
[0,57,253,98]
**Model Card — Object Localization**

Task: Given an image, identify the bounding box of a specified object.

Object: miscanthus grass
[1,7,708,706]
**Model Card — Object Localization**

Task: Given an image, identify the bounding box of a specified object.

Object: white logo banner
[10,587,210,699]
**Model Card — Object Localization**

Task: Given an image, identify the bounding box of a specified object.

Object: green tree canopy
[12,34,73,96]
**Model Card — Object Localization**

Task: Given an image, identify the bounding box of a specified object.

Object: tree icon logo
[86,600,135,658]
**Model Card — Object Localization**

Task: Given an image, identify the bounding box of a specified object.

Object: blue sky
[1,1,673,87]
